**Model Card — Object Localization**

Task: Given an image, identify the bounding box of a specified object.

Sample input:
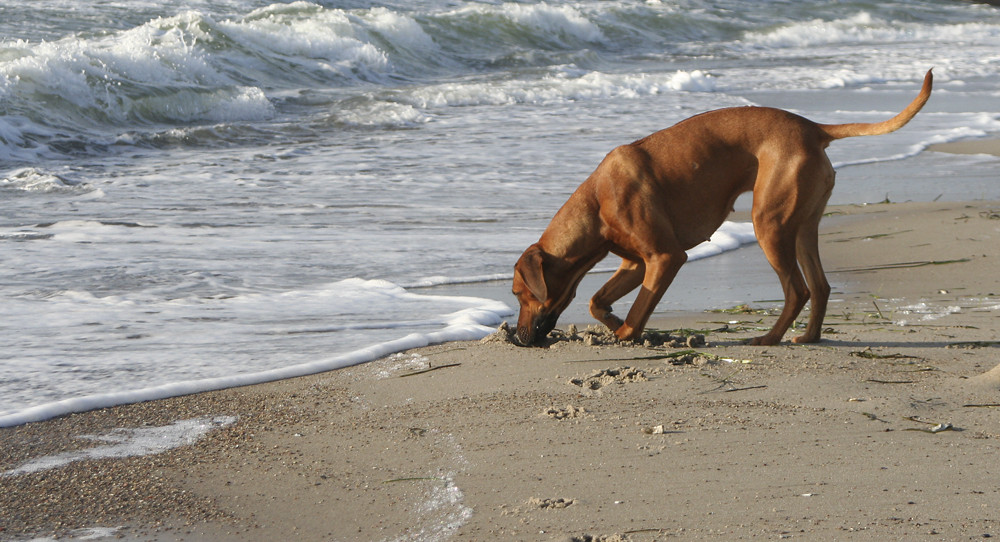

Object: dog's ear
[516,245,548,302]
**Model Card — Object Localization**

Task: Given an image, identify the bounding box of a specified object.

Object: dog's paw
[748,335,780,346]
[613,324,641,343]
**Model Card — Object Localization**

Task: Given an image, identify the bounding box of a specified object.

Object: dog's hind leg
[590,258,645,332]
[791,214,831,343]
[750,156,834,346]
[751,223,809,346]
[789,158,834,344]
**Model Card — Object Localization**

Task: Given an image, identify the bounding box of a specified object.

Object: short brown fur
[513,70,933,346]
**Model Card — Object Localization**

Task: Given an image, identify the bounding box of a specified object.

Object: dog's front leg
[590,258,645,332]
[615,251,686,341]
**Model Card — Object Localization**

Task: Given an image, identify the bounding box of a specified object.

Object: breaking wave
[2,1,998,162]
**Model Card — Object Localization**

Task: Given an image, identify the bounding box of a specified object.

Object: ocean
[2,0,999,427]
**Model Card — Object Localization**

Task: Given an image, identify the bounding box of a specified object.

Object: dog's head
[511,244,563,346]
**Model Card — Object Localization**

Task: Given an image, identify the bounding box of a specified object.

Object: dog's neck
[537,191,609,272]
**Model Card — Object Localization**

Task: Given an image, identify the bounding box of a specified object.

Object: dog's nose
[513,326,534,347]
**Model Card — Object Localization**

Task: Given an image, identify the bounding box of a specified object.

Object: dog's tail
[819,69,933,140]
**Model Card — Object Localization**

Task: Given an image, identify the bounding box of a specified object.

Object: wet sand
[929,137,1000,157]
[2,193,1000,541]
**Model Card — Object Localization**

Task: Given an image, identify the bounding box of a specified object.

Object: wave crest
[3,1,995,161]
[0,167,100,196]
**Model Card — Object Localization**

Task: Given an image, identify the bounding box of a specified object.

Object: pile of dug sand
[483,321,707,348]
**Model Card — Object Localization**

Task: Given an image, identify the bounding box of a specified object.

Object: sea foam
[2,416,237,476]
[0,278,512,428]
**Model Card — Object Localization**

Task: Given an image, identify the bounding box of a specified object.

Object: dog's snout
[514,313,557,347]
[514,328,535,346]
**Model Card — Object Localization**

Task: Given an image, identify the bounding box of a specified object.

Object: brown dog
[513,70,932,346]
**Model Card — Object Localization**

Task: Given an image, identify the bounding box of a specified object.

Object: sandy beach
[2,141,999,541]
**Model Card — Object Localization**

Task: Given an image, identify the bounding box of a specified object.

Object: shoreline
[2,200,1000,541]
[927,136,1000,157]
